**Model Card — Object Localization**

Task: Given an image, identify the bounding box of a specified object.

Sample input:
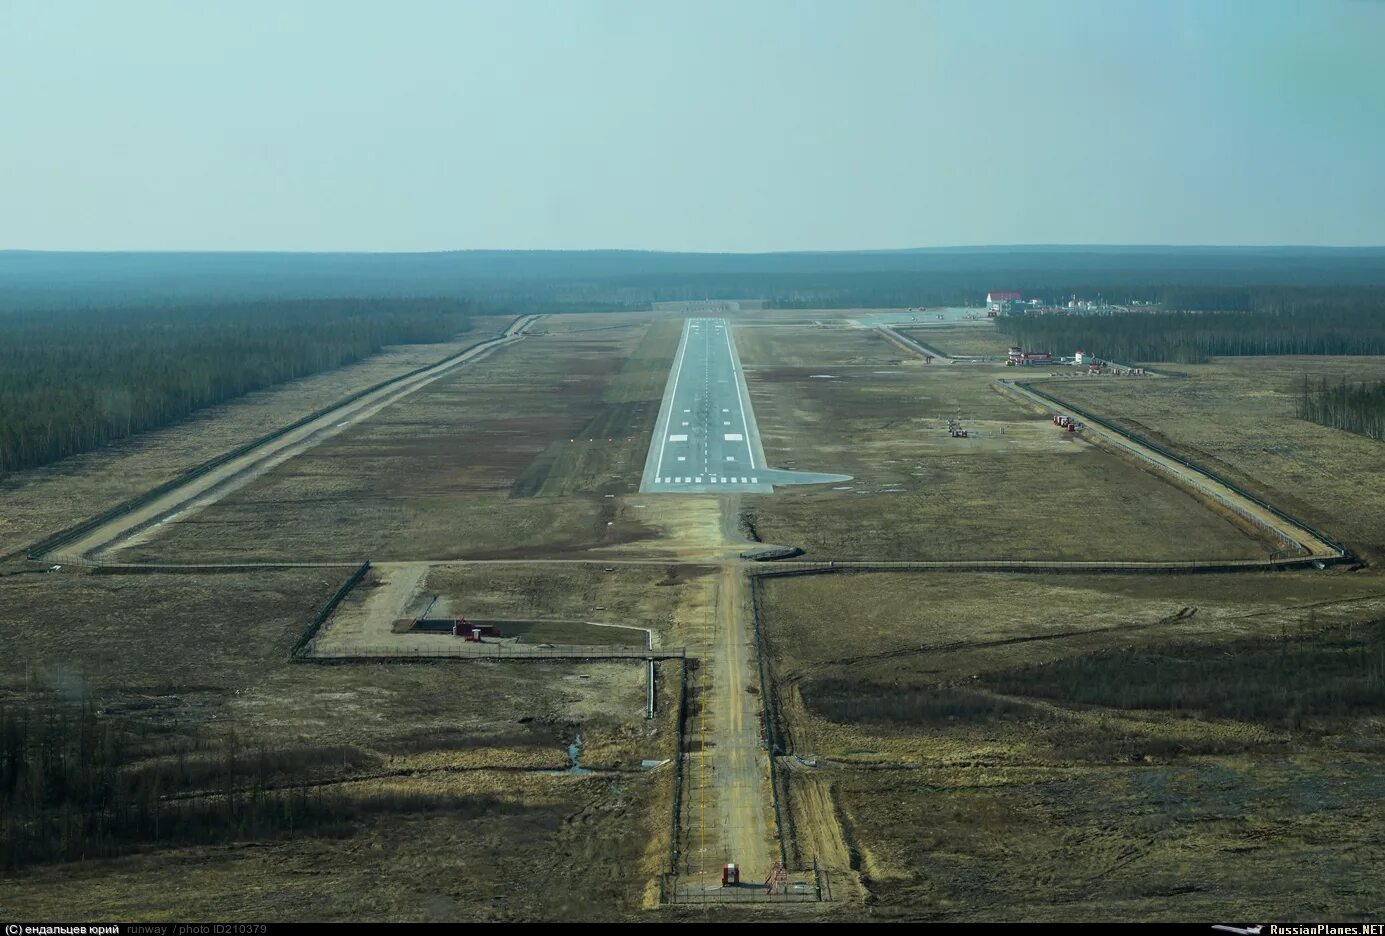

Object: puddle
[566,734,590,775]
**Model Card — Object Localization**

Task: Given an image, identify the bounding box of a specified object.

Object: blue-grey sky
[3,0,1383,251]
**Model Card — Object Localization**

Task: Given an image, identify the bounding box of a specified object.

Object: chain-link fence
[662,872,825,904]
[299,643,685,662]
[751,556,1332,579]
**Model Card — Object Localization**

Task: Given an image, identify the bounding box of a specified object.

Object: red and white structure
[987,290,1023,313]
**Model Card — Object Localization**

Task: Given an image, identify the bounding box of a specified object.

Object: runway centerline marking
[640,317,772,492]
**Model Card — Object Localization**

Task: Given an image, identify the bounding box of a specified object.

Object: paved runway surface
[640,318,849,494]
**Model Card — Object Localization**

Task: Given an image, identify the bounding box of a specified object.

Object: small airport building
[986,291,1023,314]
[1007,345,1053,366]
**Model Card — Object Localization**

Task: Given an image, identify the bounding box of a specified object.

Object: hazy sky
[3,0,1383,251]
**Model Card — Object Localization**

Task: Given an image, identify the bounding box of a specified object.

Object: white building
[986,290,1023,313]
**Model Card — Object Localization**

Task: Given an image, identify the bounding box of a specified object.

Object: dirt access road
[680,565,778,891]
[45,316,539,564]
[877,324,953,363]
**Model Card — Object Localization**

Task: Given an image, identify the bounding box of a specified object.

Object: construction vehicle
[721,863,740,887]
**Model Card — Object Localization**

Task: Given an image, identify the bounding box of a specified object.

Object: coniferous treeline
[1297,377,1385,442]
[999,306,1385,364]
[0,298,473,474]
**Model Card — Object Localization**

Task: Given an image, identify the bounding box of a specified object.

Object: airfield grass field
[1039,356,1385,561]
[735,329,1269,561]
[0,568,678,765]
[736,323,906,368]
[112,316,1192,566]
[0,770,667,921]
[758,570,1385,920]
[0,320,516,559]
[6,311,1385,920]
[0,565,680,919]
[119,319,683,563]
[895,323,1017,357]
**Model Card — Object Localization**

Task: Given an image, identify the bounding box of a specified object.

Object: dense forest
[999,305,1385,364]
[0,298,473,474]
[1297,377,1385,442]
[5,248,1385,472]
[5,248,1385,311]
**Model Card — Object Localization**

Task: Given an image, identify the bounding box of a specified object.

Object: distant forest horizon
[4,245,1385,313]
[4,244,1384,478]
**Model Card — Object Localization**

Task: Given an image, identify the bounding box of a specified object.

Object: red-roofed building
[987,290,1023,313]
[1007,345,1053,366]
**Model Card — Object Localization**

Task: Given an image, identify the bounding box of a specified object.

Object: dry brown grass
[737,325,906,368]
[120,322,681,562]
[896,323,1014,357]
[739,354,1268,561]
[1037,356,1385,561]
[13,318,1385,920]
[0,771,664,921]
[0,570,663,757]
[759,569,1385,757]
[832,759,1384,922]
[0,328,510,559]
[758,569,1385,919]
[0,566,678,919]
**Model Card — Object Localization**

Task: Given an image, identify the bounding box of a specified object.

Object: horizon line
[5,243,1385,256]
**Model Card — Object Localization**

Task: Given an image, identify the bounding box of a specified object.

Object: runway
[639,318,849,494]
